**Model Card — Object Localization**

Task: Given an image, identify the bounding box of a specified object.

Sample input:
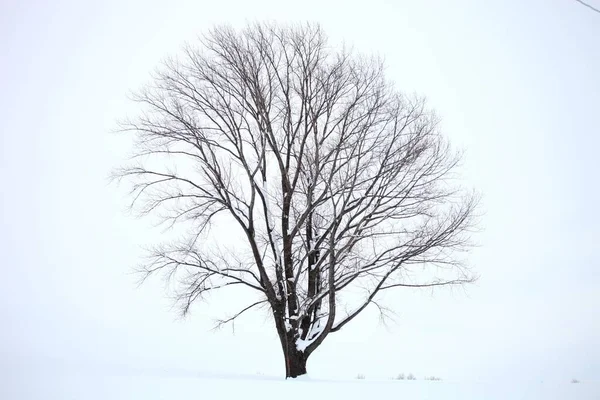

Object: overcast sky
[1,0,599,386]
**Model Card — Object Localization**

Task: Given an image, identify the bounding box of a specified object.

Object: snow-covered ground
[3,368,598,400]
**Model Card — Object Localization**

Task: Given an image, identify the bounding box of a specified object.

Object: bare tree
[115,23,478,378]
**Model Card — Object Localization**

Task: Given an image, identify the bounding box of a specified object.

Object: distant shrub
[571,379,580,384]
[393,373,441,381]
[356,374,365,380]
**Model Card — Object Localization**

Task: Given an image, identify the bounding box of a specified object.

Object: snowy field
[3,369,598,400]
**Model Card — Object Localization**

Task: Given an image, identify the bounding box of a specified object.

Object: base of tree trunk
[285,347,308,378]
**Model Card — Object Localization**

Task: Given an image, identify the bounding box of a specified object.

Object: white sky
[1,0,599,384]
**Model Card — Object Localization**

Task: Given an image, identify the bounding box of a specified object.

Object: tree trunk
[277,329,308,378]
[285,343,307,378]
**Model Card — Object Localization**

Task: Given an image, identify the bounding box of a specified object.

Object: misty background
[1,0,599,386]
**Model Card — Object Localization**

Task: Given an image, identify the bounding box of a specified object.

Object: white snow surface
[3,366,599,400]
